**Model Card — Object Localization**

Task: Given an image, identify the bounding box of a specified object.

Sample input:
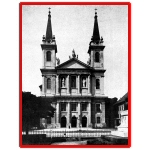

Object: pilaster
[77,102,81,128]
[67,102,71,128]
[88,102,91,126]
[56,102,60,128]
[56,75,59,95]
[42,76,45,95]
[67,75,70,95]
[100,76,104,95]
[77,75,80,95]
[101,102,106,124]
[88,75,91,95]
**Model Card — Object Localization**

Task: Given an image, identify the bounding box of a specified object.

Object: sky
[22,5,128,99]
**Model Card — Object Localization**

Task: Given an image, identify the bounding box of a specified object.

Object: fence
[22,129,116,138]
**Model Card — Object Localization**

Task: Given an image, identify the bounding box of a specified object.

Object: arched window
[96,79,100,89]
[46,51,51,61]
[97,117,101,123]
[47,78,51,89]
[95,52,100,62]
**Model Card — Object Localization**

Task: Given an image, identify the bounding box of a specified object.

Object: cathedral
[39,9,109,129]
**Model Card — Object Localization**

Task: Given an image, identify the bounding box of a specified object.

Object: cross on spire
[91,8,100,42]
[46,7,52,41]
[48,7,51,16]
[95,8,97,15]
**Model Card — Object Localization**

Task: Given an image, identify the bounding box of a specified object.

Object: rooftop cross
[95,8,97,15]
[48,7,51,16]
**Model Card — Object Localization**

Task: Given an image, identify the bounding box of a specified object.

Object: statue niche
[61,77,65,88]
[82,77,86,88]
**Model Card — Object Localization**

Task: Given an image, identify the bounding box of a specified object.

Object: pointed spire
[91,9,100,42]
[45,8,53,42]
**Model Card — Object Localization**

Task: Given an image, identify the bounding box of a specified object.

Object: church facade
[39,9,108,128]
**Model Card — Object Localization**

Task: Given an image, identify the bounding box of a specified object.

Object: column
[100,77,104,95]
[88,75,91,95]
[77,75,80,94]
[78,102,81,128]
[56,102,60,125]
[56,75,59,95]
[51,103,56,126]
[56,75,58,94]
[43,50,45,68]
[91,51,94,67]
[42,76,44,95]
[101,102,106,125]
[88,102,91,127]
[67,75,70,95]
[67,102,71,127]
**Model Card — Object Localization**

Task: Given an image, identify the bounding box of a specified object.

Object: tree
[22,92,55,134]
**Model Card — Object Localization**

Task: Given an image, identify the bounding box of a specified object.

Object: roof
[56,57,92,69]
[114,92,128,105]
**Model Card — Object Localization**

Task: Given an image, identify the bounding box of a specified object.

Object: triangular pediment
[57,58,91,69]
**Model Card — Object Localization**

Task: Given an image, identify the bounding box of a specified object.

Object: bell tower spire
[91,9,100,43]
[45,8,53,42]
[88,9,105,69]
[41,8,57,70]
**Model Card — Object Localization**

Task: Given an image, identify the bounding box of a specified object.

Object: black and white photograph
[21,3,130,147]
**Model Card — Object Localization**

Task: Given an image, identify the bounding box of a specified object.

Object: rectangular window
[71,76,76,88]
[96,79,100,89]
[71,103,77,111]
[120,105,122,111]
[61,103,66,111]
[96,103,101,112]
[82,103,87,111]
[97,117,101,123]
[47,118,51,124]
[46,51,51,61]
[47,78,51,89]
[119,106,121,111]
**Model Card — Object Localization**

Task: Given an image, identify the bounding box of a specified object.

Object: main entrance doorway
[61,116,66,128]
[82,116,87,127]
[71,116,77,127]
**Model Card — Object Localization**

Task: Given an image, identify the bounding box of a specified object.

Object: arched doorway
[71,116,77,127]
[82,116,87,127]
[61,116,66,128]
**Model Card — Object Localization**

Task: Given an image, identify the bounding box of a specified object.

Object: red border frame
[19,2,131,148]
